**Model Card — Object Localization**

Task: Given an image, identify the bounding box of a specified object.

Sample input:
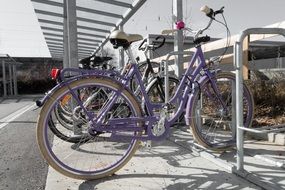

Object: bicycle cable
[211,13,231,63]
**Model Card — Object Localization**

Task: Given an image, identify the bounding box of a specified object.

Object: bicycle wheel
[50,87,110,143]
[37,77,143,180]
[146,76,179,116]
[189,72,254,150]
[53,88,109,133]
[130,61,160,93]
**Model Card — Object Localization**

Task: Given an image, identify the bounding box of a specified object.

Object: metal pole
[235,42,244,171]
[9,64,13,96]
[118,25,125,70]
[2,60,7,97]
[235,28,285,172]
[66,0,78,68]
[66,0,81,135]
[173,0,183,78]
[63,0,69,68]
[12,65,18,96]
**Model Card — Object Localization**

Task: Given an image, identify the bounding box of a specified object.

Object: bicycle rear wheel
[51,87,109,143]
[146,76,179,116]
[130,61,160,93]
[37,77,143,180]
[189,72,254,150]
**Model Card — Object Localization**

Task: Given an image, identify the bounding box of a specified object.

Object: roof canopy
[31,0,147,59]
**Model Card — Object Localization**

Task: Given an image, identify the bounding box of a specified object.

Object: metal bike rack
[234,28,285,173]
[163,51,193,103]
[0,54,21,97]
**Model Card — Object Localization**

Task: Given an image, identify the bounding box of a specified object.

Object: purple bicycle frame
[86,45,223,141]
[44,45,224,141]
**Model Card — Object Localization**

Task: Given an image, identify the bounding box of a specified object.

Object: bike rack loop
[234,28,285,172]
[163,51,193,103]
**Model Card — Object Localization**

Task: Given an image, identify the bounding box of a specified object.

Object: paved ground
[45,136,260,190]
[0,95,284,190]
[0,95,48,190]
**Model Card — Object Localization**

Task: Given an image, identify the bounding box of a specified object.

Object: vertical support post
[231,78,236,138]
[66,0,81,135]
[66,0,78,68]
[242,36,250,80]
[2,60,7,97]
[118,25,125,70]
[235,41,244,171]
[63,0,69,68]
[13,65,18,96]
[173,0,183,78]
[9,64,13,96]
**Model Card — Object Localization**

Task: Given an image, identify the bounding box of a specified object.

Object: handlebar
[161,5,225,43]
[138,35,165,51]
[152,36,165,49]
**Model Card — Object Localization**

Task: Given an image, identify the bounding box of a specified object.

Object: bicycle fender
[36,75,129,108]
[35,76,80,107]
[184,75,208,126]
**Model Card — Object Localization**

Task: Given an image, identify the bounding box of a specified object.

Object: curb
[247,132,285,146]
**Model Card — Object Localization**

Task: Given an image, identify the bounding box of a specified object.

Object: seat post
[126,47,136,64]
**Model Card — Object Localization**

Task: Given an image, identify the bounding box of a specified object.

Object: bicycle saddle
[110,30,143,49]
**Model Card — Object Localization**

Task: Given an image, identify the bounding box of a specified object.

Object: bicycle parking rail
[0,54,22,97]
[163,51,193,102]
[234,28,285,172]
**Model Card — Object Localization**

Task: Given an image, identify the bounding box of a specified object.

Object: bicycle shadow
[75,127,259,190]
[78,171,252,190]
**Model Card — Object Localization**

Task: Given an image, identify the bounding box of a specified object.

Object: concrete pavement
[45,137,260,190]
[0,95,48,190]
[0,95,284,190]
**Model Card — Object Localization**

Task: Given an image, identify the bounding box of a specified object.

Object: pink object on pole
[176,21,185,30]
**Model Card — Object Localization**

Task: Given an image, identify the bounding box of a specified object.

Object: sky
[0,0,50,57]
[0,0,285,57]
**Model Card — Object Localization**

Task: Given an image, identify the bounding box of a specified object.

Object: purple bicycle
[36,6,254,180]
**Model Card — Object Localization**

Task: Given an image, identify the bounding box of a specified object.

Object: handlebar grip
[200,5,214,18]
[200,5,211,14]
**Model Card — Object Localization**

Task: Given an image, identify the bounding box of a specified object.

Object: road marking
[0,104,36,130]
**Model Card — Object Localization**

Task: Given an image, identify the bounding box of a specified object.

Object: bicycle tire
[37,77,143,180]
[147,76,179,102]
[146,76,183,124]
[130,61,160,92]
[53,88,110,134]
[189,72,254,151]
[48,115,90,143]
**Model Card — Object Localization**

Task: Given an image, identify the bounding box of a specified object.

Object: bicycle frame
[40,45,226,142]
[87,45,225,141]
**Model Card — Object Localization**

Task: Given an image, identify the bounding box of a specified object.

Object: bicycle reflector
[51,68,60,80]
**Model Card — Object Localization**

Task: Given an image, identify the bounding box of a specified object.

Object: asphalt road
[0,97,48,190]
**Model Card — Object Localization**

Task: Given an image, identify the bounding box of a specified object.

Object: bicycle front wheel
[189,72,254,150]
[37,77,143,180]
